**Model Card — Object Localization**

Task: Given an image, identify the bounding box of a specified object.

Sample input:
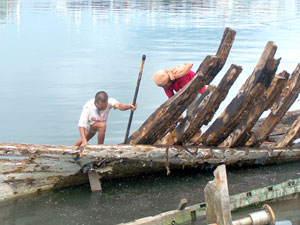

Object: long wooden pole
[124,55,146,144]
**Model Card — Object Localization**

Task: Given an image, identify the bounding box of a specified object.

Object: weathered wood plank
[1,142,300,202]
[127,28,236,145]
[205,165,232,225]
[272,115,300,148]
[164,64,242,145]
[246,64,300,147]
[88,171,102,192]
[220,72,288,147]
[200,41,280,146]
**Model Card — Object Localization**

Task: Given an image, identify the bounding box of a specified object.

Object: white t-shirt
[78,98,119,128]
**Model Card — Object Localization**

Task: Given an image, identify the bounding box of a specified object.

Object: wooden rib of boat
[1,27,300,202]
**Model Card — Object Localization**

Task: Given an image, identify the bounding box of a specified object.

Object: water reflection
[0,0,300,146]
[1,0,300,29]
[0,0,20,25]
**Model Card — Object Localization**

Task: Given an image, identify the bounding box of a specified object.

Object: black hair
[95,91,108,103]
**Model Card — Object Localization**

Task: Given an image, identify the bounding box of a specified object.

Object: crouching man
[74,91,137,147]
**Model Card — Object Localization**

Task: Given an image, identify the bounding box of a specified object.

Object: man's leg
[90,122,107,144]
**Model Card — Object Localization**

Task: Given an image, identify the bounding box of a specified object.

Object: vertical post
[88,170,102,192]
[204,164,232,225]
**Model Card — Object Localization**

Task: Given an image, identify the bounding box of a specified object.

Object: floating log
[200,41,280,146]
[220,72,288,147]
[164,64,242,145]
[127,28,236,145]
[246,64,300,147]
[1,142,300,202]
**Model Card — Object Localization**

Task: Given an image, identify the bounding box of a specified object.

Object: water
[1,0,300,145]
[1,162,300,225]
[1,0,300,224]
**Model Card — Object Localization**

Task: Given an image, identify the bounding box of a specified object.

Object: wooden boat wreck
[120,165,300,225]
[2,27,300,202]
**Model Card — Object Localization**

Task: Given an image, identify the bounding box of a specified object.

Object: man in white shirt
[74,91,137,147]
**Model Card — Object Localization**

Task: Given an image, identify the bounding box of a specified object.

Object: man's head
[95,91,108,110]
[153,63,193,88]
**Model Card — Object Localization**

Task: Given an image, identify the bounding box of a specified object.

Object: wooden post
[204,164,232,225]
[88,171,102,192]
[200,41,280,146]
[220,72,288,147]
[246,64,300,147]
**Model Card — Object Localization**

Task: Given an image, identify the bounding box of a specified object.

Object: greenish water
[1,0,300,224]
[1,162,300,225]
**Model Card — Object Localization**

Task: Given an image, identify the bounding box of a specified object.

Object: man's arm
[114,102,137,111]
[164,88,174,98]
[79,127,88,147]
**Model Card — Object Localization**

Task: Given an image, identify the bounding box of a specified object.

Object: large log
[200,41,280,146]
[220,72,288,147]
[246,64,300,147]
[165,64,242,145]
[2,142,300,202]
[127,28,236,145]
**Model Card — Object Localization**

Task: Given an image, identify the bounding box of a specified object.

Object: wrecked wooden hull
[1,142,300,202]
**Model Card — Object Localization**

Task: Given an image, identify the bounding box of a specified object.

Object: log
[2,142,300,202]
[165,64,242,145]
[220,72,288,147]
[200,41,280,146]
[272,115,300,148]
[246,64,300,147]
[128,28,236,145]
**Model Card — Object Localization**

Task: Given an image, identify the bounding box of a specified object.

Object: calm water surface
[1,0,300,224]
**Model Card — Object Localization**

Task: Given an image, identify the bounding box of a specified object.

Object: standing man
[74,91,137,147]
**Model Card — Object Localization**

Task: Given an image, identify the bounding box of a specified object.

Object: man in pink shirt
[163,70,206,98]
[153,63,206,143]
[153,63,206,98]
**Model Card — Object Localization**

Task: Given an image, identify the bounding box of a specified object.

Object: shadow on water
[0,161,300,225]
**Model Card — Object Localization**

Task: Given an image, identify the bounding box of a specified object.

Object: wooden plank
[88,170,102,192]
[2,142,300,202]
[127,28,236,145]
[164,64,242,145]
[205,165,232,225]
[246,64,300,147]
[267,110,300,142]
[272,115,300,148]
[200,41,280,146]
[220,72,288,147]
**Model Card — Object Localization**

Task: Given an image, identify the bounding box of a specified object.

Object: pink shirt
[163,71,206,98]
